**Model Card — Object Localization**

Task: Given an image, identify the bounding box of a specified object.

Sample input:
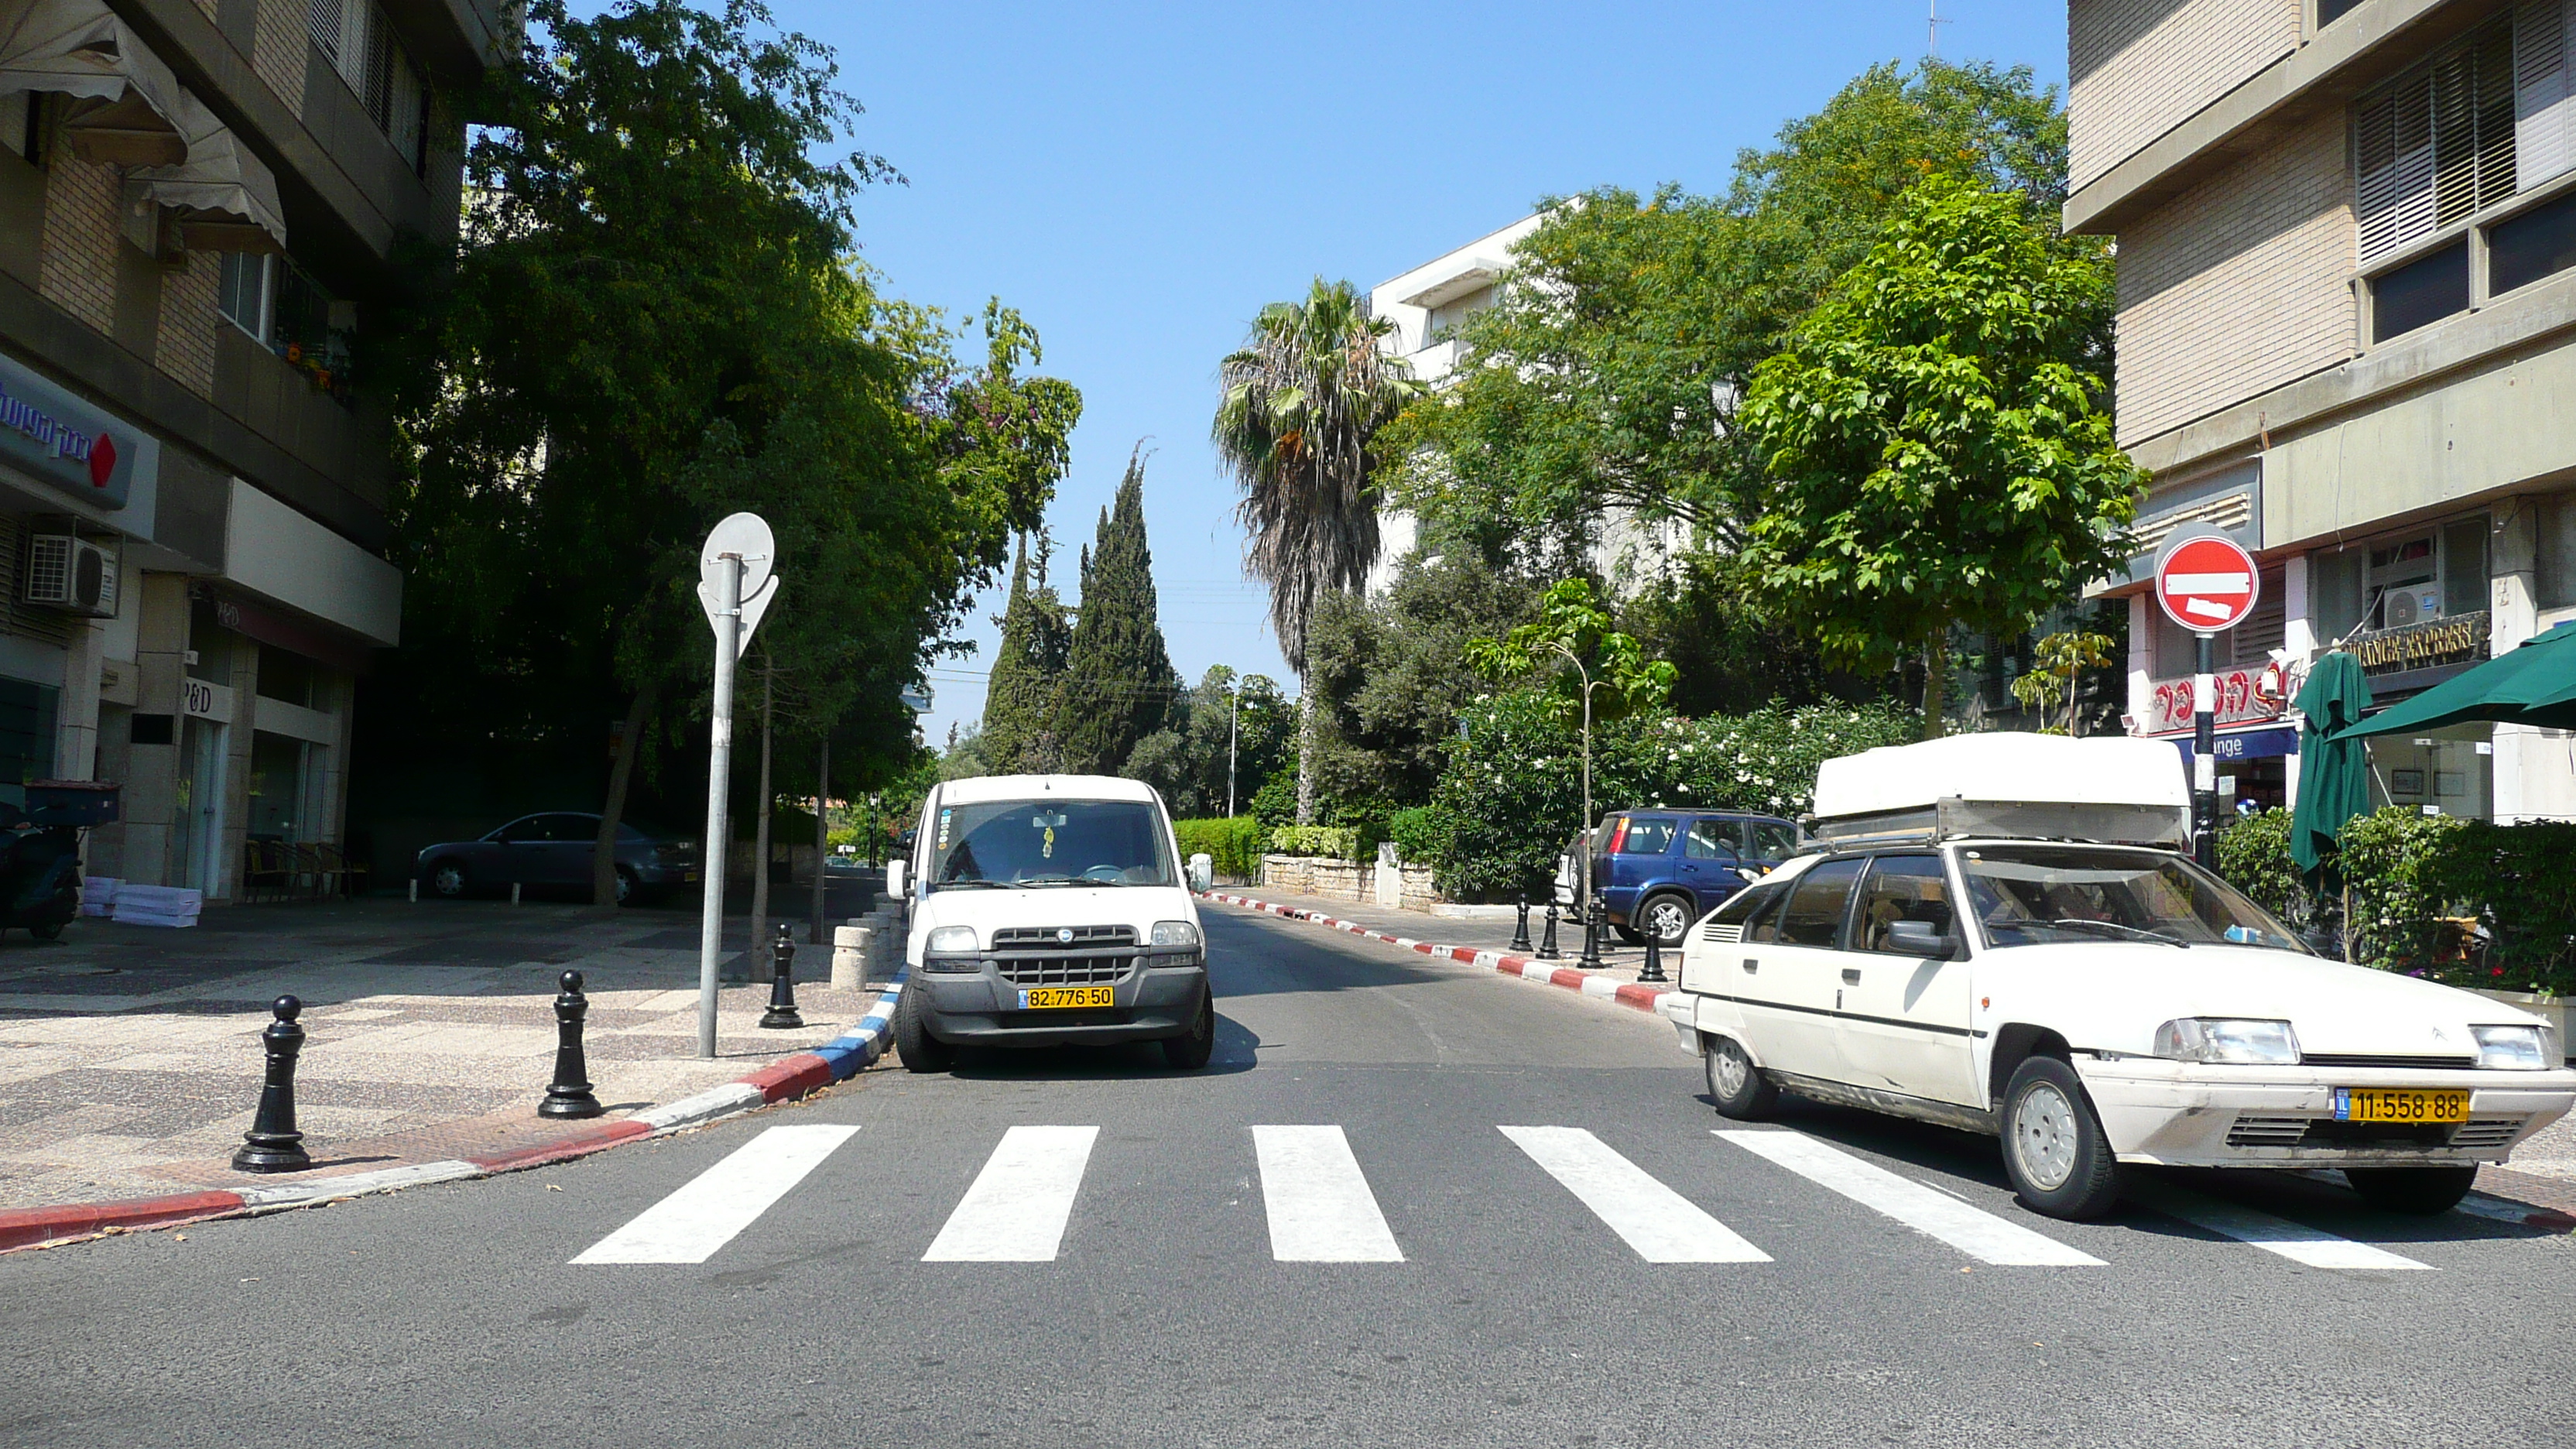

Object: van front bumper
[2074,1056,2576,1168]
[913,951,1208,1047]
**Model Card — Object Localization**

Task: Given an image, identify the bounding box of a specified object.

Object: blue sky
[779,1,2074,745]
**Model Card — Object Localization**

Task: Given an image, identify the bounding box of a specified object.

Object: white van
[887,774,1213,1071]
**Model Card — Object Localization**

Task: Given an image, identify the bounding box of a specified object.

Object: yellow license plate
[2333,1088,2471,1124]
[1019,986,1115,1010]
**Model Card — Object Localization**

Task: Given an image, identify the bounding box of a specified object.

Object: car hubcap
[435,868,462,895]
[2012,1081,2080,1191]
[1711,1040,1750,1098]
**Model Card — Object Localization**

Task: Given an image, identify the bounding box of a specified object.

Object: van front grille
[2300,1053,2477,1070]
[995,955,1132,987]
[995,924,1136,949]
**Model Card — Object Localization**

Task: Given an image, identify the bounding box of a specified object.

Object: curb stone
[0,977,909,1254]
[1201,891,2576,1235]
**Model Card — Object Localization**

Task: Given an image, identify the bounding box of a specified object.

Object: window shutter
[2519,0,2576,190]
[2358,19,2520,265]
[2358,84,2437,263]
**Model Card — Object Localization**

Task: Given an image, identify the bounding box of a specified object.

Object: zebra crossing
[568,1122,2438,1273]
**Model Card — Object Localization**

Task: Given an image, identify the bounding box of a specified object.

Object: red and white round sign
[2154,532,2259,634]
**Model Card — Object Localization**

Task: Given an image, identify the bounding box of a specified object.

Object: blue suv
[1586,810,1803,946]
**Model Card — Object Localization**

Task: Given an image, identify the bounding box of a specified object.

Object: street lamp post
[1228,680,1240,819]
[1551,642,1600,920]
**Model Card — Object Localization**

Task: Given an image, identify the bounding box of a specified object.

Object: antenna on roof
[1928,0,1948,60]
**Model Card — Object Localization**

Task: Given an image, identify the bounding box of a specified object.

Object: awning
[0,0,285,248]
[2336,619,2576,739]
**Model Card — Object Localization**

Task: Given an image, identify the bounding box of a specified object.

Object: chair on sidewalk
[311,841,370,899]
[241,839,293,904]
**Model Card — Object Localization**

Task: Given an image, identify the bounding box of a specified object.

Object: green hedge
[1172,817,1266,880]
[2215,807,2576,995]
[1387,805,1453,865]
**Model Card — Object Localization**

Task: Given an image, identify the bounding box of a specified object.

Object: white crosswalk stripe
[922,1125,1099,1262]
[2136,1185,2434,1270]
[1500,1126,1770,1263]
[1253,1125,1405,1262]
[571,1124,858,1265]
[1716,1129,2105,1266]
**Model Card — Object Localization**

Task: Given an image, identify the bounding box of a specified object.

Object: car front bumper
[913,952,1208,1047]
[2074,1056,2576,1168]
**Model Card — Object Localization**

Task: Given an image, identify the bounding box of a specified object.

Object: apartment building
[0,0,503,897]
[2073,0,2576,822]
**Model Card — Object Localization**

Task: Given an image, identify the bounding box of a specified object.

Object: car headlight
[2152,1018,2300,1065]
[1149,920,1201,949]
[925,925,978,954]
[2472,1024,2553,1071]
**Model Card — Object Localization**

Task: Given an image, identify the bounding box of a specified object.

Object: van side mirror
[884,859,907,901]
[1886,920,1957,958]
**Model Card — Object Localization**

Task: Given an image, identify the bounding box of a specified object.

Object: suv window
[1775,858,1863,948]
[1852,854,1956,953]
[1745,820,1799,859]
[1684,820,1738,861]
[1619,817,1678,854]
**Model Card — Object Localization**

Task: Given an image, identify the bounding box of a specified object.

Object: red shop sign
[2146,669,2280,735]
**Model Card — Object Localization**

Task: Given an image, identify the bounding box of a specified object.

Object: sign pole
[697,551,742,1060]
[2193,631,2217,869]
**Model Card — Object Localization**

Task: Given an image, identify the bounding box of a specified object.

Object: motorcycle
[0,781,120,941]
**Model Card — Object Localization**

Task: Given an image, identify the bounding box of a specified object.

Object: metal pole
[810,735,828,951]
[1227,685,1238,819]
[697,552,742,1059]
[2193,631,2217,869]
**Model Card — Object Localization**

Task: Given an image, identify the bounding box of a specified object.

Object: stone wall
[1259,854,1443,909]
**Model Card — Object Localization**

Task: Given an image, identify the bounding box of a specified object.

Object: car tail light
[1608,817,1629,854]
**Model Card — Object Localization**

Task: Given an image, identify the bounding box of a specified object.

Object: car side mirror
[1886,920,1957,958]
[884,859,908,901]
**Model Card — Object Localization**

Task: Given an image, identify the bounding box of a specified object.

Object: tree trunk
[1920,634,1947,741]
[749,661,773,978]
[810,734,830,951]
[591,681,658,912]
[1294,677,1317,826]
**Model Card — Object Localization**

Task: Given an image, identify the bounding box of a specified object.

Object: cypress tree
[1056,447,1178,775]
[981,531,1070,772]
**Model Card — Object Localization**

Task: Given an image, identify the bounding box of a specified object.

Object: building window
[2355,22,2516,267]
[2540,491,2576,608]
[2310,517,2495,644]
[2371,239,2471,341]
[2320,0,2365,27]
[216,252,272,343]
[309,0,430,173]
[2486,187,2576,295]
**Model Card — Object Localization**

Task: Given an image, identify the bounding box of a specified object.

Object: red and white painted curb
[1197,890,1691,1025]
[0,978,909,1254]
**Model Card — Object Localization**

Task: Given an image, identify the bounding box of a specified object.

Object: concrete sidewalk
[0,899,889,1211]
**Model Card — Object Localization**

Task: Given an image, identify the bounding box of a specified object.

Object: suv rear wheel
[1640,892,1694,947]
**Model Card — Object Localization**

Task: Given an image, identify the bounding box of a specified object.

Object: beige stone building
[0,0,503,898]
[2073,0,2576,822]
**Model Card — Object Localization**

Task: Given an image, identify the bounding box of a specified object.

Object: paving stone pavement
[0,898,886,1210]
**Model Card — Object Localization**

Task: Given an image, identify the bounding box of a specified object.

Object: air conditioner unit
[25,535,118,618]
[2382,588,2423,629]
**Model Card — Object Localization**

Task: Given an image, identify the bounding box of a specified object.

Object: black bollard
[1538,903,1561,960]
[1578,898,1606,969]
[232,995,311,1173]
[1637,927,1670,984]
[759,920,803,1029]
[1509,895,1533,954]
[540,969,605,1119]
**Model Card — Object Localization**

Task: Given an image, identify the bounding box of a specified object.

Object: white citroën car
[1675,735,2576,1220]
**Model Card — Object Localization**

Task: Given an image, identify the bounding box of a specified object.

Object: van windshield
[928,799,1174,891]
[1958,845,2306,952]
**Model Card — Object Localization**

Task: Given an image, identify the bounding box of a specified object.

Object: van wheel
[1704,1035,1776,1120]
[1162,988,1215,1070]
[892,986,953,1073]
[2345,1166,2477,1215]
[1999,1056,2124,1220]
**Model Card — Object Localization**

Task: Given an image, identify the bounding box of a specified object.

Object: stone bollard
[233,995,311,1173]
[831,921,871,992]
[1578,898,1606,969]
[1510,895,1533,954]
[760,921,803,1029]
[1637,928,1670,984]
[540,970,604,1119]
[1538,903,1561,961]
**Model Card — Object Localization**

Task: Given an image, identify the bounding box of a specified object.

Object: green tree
[1213,278,1423,823]
[981,530,1073,772]
[1737,176,2140,739]
[1055,449,1179,774]
[2009,630,2119,735]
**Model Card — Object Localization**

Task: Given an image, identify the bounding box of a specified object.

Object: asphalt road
[6,903,2574,1448]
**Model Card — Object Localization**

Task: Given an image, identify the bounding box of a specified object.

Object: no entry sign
[2155,532,2259,634]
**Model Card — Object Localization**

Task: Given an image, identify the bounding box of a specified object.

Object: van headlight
[2152,1018,2300,1065]
[925,925,978,954]
[1149,920,1201,948]
[2472,1024,2553,1070]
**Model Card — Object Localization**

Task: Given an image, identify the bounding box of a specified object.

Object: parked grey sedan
[414,814,699,905]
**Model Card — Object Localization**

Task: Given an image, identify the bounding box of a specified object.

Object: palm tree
[1213,278,1421,824]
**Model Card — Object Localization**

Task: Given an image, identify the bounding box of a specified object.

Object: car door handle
[1841,968,1862,985]
[1741,957,1759,974]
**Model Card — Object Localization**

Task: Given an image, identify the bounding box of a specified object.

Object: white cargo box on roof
[1809,734,2190,848]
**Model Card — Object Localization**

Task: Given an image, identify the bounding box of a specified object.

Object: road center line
[2137,1186,2433,1270]
[1253,1125,1405,1262]
[571,1124,858,1265]
[1716,1129,2104,1266]
[1501,1126,1770,1262]
[922,1125,1099,1262]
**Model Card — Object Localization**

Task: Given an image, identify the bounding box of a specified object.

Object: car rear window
[1774,858,1864,948]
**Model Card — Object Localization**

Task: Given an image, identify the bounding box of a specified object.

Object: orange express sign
[0,355,137,509]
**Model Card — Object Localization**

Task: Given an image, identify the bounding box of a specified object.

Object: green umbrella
[2334,619,2576,737]
[2290,650,2373,875]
